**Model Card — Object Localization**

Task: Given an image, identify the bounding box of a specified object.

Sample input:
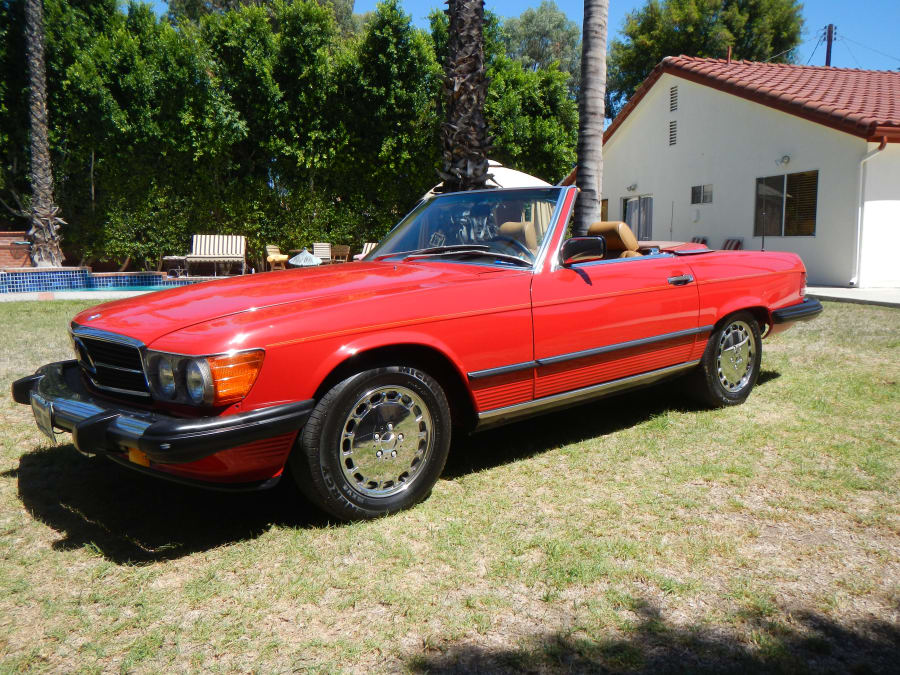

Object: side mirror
[559,236,606,267]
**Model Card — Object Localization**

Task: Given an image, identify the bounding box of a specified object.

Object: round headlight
[156,357,176,399]
[185,360,211,404]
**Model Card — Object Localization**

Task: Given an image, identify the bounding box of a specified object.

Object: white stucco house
[573,57,900,288]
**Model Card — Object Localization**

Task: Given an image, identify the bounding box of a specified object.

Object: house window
[622,196,653,240]
[691,184,712,204]
[754,170,818,236]
[669,85,678,112]
[668,121,677,146]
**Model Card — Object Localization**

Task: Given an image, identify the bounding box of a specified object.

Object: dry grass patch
[0,300,897,672]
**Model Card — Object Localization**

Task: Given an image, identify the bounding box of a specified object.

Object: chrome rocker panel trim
[476,359,700,428]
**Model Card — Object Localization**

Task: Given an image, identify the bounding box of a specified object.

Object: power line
[837,36,862,69]
[805,33,824,66]
[764,45,799,63]
[764,32,819,63]
[838,33,900,65]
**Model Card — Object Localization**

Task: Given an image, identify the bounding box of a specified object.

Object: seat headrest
[587,221,639,252]
[499,221,537,250]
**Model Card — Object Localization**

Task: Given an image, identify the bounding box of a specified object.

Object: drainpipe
[851,136,887,287]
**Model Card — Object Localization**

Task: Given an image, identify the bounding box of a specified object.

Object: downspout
[851,136,887,286]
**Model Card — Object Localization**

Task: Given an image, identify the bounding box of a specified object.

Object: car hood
[72,262,516,346]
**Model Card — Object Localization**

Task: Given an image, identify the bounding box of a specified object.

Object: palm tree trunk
[572,0,608,236]
[25,0,64,267]
[440,0,491,192]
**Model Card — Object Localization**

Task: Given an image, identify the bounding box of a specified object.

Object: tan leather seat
[499,221,538,251]
[587,221,641,259]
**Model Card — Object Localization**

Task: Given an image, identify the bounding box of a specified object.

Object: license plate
[30,393,57,445]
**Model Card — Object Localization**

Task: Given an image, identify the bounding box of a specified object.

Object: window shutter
[668,121,677,146]
[784,170,818,236]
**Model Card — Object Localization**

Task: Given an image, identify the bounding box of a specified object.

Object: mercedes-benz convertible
[12,186,822,520]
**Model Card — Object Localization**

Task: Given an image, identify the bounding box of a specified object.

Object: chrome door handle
[667,274,694,286]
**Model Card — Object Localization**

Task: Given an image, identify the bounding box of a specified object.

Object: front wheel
[290,366,451,521]
[689,312,762,407]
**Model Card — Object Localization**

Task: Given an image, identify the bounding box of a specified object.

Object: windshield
[367,188,563,266]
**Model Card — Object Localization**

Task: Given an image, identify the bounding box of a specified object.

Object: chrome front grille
[73,331,150,398]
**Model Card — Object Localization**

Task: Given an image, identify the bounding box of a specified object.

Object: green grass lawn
[0,300,897,673]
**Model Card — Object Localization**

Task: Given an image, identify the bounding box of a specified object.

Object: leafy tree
[486,55,576,183]
[573,0,608,235]
[334,0,441,221]
[167,0,360,36]
[166,0,262,23]
[270,0,339,183]
[607,0,803,117]
[501,0,580,88]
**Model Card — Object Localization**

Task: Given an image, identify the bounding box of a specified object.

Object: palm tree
[572,0,608,236]
[439,0,491,192]
[25,0,64,267]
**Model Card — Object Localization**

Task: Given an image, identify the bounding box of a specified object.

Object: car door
[530,253,702,400]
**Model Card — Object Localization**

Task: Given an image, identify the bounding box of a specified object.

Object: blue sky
[150,1,900,71]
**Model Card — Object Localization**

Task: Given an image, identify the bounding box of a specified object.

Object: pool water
[0,269,202,294]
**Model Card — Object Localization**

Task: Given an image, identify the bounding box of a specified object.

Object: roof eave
[604,59,900,145]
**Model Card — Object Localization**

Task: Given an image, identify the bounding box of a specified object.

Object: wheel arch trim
[307,332,478,427]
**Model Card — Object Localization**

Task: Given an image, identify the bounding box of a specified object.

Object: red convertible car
[13,186,821,520]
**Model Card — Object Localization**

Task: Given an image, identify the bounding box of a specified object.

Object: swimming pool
[0,269,202,294]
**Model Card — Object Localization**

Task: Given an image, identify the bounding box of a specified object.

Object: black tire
[290,366,451,521]
[689,311,762,407]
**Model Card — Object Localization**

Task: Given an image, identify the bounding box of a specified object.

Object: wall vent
[669,85,678,111]
[668,120,677,146]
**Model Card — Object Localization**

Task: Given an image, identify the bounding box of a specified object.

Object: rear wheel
[690,312,762,407]
[291,366,451,521]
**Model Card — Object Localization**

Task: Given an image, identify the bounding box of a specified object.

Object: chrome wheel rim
[716,320,756,393]
[339,386,433,499]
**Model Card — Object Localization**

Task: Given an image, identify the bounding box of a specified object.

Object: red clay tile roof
[605,56,900,144]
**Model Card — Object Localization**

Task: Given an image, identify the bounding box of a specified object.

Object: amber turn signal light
[207,350,264,405]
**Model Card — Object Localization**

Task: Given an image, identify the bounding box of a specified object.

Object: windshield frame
[364,186,569,272]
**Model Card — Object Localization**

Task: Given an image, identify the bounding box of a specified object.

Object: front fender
[305,329,472,398]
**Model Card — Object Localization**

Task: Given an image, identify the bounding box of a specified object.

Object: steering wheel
[491,235,535,261]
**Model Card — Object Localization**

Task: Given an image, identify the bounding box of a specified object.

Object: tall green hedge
[0,0,577,268]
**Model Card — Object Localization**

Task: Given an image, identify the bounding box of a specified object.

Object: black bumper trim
[772,298,824,324]
[12,360,314,464]
[12,373,43,405]
[136,399,314,463]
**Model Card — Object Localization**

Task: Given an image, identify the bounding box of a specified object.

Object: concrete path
[806,286,900,309]
[0,290,150,302]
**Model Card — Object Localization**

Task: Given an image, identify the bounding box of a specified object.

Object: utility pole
[825,24,834,66]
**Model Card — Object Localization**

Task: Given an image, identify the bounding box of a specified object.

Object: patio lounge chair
[722,238,744,250]
[690,236,709,245]
[332,244,350,263]
[266,245,289,271]
[312,242,332,264]
[353,242,377,260]
[185,234,247,275]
